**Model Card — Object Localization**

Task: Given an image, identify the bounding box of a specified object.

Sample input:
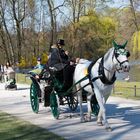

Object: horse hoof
[81,118,85,123]
[106,127,112,132]
[85,115,91,122]
[97,122,103,126]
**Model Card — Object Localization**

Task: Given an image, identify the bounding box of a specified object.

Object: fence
[112,84,140,98]
[15,73,31,84]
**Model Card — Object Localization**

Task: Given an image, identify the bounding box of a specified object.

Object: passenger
[48,40,69,71]
[75,57,80,64]
[32,57,45,79]
[34,57,44,70]
[48,39,75,90]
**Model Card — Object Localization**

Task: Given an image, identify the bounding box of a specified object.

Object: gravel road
[0,83,140,140]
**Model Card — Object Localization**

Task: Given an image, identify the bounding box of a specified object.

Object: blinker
[126,51,130,57]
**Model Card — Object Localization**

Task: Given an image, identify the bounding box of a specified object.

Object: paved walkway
[0,83,140,140]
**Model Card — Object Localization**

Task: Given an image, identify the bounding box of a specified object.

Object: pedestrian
[4,61,15,82]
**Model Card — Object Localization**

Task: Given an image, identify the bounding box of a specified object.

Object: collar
[98,57,116,85]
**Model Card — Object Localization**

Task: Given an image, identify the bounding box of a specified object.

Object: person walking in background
[3,61,14,82]
[0,64,4,82]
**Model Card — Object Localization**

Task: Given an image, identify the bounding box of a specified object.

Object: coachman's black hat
[57,39,65,45]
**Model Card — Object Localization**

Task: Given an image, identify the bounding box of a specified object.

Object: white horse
[74,40,130,131]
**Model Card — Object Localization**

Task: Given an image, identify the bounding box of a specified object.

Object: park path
[0,83,140,140]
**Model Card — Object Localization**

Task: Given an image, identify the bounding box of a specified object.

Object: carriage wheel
[30,83,39,113]
[67,84,78,111]
[91,94,100,116]
[50,91,59,119]
[67,93,78,111]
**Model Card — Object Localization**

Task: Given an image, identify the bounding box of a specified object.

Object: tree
[10,0,26,62]
[0,0,15,63]
[129,0,140,59]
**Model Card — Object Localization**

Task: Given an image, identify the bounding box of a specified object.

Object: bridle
[98,46,130,85]
[113,48,130,71]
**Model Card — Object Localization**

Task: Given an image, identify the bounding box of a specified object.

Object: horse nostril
[124,65,130,71]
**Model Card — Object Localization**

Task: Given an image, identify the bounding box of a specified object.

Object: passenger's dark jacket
[47,45,69,71]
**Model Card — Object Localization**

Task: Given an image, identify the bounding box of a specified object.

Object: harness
[98,57,116,85]
[87,61,96,89]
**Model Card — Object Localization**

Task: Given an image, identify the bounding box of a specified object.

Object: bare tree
[46,0,66,48]
[10,0,26,62]
[0,22,9,62]
[0,0,15,63]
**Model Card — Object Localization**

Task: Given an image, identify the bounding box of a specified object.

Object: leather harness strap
[87,61,96,89]
[98,57,116,85]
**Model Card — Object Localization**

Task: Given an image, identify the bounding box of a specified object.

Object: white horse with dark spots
[74,40,130,131]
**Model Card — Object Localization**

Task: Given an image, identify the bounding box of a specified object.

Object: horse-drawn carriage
[28,40,130,131]
[28,65,101,119]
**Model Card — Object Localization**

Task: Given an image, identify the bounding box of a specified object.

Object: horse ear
[113,40,118,48]
[122,41,128,48]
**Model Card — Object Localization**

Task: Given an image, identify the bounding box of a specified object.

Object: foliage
[41,52,48,64]
[18,57,26,68]
[66,10,116,59]
[0,1,140,64]
[31,56,37,67]
[132,31,140,59]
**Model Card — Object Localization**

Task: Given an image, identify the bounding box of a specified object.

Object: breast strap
[98,57,116,85]
[87,61,96,89]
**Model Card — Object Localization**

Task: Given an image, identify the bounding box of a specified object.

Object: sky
[108,0,129,8]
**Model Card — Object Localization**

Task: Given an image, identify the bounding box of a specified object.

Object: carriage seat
[49,65,75,92]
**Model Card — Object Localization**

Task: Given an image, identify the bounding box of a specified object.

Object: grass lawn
[0,111,65,140]
[16,73,31,85]
[112,81,140,100]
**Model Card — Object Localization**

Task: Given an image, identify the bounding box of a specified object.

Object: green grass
[112,81,140,100]
[15,73,31,85]
[0,111,65,140]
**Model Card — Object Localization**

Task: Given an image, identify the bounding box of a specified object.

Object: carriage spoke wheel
[67,93,78,111]
[30,83,39,113]
[50,91,59,119]
[91,94,100,116]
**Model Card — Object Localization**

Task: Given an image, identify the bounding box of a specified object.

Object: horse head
[113,40,130,72]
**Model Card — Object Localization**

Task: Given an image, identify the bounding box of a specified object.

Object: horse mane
[104,47,114,61]
[78,59,90,64]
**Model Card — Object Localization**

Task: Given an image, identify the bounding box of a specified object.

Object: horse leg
[95,90,112,131]
[85,93,92,121]
[97,109,103,126]
[78,91,85,122]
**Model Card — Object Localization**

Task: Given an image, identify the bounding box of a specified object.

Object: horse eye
[126,51,130,57]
